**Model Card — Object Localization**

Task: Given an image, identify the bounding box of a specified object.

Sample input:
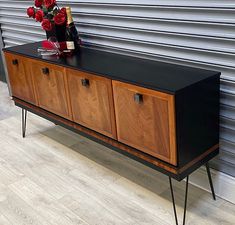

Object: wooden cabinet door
[112,81,177,165]
[30,60,72,120]
[67,69,116,139]
[4,53,37,105]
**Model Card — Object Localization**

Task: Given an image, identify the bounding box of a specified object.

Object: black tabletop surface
[3,42,220,94]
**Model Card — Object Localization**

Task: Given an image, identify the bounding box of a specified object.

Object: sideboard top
[3,42,220,94]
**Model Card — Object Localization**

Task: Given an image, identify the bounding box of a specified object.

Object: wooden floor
[0,81,235,225]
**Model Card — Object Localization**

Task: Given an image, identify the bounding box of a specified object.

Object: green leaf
[42,6,48,14]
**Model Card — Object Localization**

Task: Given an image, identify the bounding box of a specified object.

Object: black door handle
[42,67,49,75]
[134,93,143,104]
[12,59,18,65]
[81,78,89,87]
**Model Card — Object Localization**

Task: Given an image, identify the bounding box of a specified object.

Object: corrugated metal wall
[0,0,234,176]
[0,28,5,82]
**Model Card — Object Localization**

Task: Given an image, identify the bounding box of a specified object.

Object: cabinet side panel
[176,75,220,167]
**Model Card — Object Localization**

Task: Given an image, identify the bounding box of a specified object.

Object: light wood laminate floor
[0,81,235,225]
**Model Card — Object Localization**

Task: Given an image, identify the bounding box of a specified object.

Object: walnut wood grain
[4,53,37,105]
[29,59,72,120]
[112,81,177,165]
[67,69,117,139]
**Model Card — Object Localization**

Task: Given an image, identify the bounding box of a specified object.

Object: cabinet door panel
[31,60,71,119]
[67,69,116,139]
[112,81,177,165]
[4,53,37,105]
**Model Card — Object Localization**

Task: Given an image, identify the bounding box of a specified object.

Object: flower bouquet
[27,0,67,44]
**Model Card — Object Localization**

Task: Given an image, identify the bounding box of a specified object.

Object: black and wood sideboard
[3,42,220,225]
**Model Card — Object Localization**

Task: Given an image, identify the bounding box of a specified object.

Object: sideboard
[3,42,220,225]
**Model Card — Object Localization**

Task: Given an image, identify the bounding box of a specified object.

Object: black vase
[46,23,66,42]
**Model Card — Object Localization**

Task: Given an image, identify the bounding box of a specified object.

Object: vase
[46,23,66,42]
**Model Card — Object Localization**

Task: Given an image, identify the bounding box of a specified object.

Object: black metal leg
[169,176,189,225]
[169,177,178,225]
[205,162,216,200]
[182,176,189,225]
[22,109,27,138]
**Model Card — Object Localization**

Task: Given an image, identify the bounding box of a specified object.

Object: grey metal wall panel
[0,0,234,176]
[0,28,6,82]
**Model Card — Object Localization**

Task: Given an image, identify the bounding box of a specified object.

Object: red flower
[35,10,44,22]
[44,0,56,9]
[27,7,35,18]
[60,7,66,15]
[41,19,53,31]
[54,12,66,25]
[35,0,43,7]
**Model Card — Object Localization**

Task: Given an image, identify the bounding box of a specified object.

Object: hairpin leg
[169,177,179,225]
[169,176,189,225]
[22,108,27,138]
[205,162,216,200]
[183,176,189,225]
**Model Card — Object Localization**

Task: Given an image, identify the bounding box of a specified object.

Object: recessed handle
[42,67,49,75]
[134,93,143,104]
[12,59,18,65]
[81,78,89,87]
